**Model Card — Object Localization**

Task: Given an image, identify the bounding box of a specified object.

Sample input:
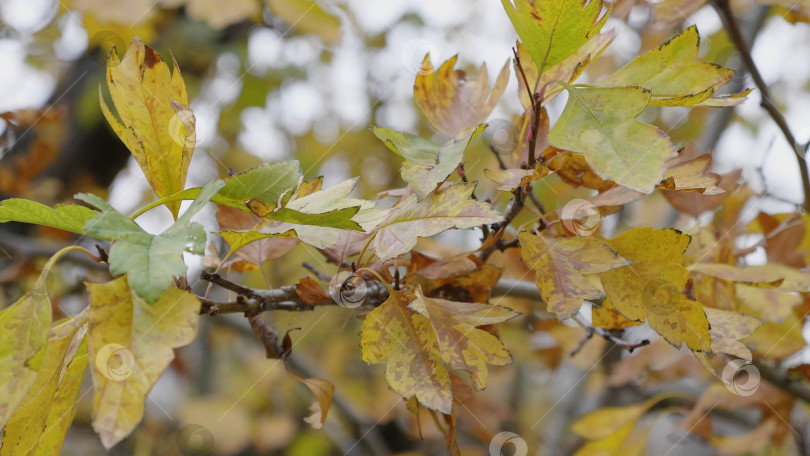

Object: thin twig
[710,0,810,212]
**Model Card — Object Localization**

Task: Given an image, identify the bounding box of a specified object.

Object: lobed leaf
[599,26,739,107]
[519,232,630,318]
[86,277,200,449]
[373,124,485,199]
[548,83,678,193]
[79,180,224,302]
[373,183,503,261]
[501,0,608,72]
[413,55,508,138]
[100,37,193,218]
[0,310,89,456]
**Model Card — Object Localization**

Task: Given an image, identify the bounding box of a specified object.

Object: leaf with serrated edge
[261,178,387,249]
[484,164,549,191]
[519,232,630,318]
[79,180,224,302]
[548,84,677,193]
[360,288,452,414]
[0,200,97,235]
[373,183,503,261]
[373,124,486,200]
[0,309,88,456]
[413,55,508,138]
[86,277,200,449]
[601,227,711,351]
[100,37,193,218]
[704,308,762,361]
[501,0,608,72]
[599,26,736,107]
[0,271,54,431]
[408,287,518,390]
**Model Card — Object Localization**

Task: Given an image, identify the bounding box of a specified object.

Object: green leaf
[0,310,88,456]
[372,124,486,200]
[130,161,302,218]
[547,83,677,193]
[373,183,503,260]
[0,200,97,235]
[215,229,297,258]
[598,26,736,107]
[79,180,224,302]
[265,207,362,230]
[258,178,387,249]
[216,161,302,205]
[501,0,608,71]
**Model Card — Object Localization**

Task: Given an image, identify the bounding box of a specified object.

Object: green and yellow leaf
[373,183,503,260]
[519,232,630,318]
[548,84,678,193]
[408,287,518,390]
[360,288,452,414]
[0,309,88,456]
[100,37,194,218]
[601,228,711,351]
[86,277,200,449]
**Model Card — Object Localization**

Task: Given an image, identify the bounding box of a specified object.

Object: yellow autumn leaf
[484,163,549,191]
[704,308,762,361]
[0,246,78,432]
[519,232,630,318]
[360,288,452,414]
[85,277,200,448]
[572,392,678,454]
[688,263,785,288]
[599,26,738,107]
[736,286,800,324]
[100,37,194,219]
[414,55,509,138]
[601,227,711,352]
[408,287,518,390]
[592,299,642,330]
[0,309,88,456]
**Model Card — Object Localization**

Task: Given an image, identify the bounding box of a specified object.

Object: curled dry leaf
[414,55,509,138]
[301,378,334,429]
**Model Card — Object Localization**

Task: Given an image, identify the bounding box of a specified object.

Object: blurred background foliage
[1,0,810,454]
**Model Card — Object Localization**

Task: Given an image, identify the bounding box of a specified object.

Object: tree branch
[710,0,810,212]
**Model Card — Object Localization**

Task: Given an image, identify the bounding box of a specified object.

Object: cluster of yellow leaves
[361,285,517,414]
